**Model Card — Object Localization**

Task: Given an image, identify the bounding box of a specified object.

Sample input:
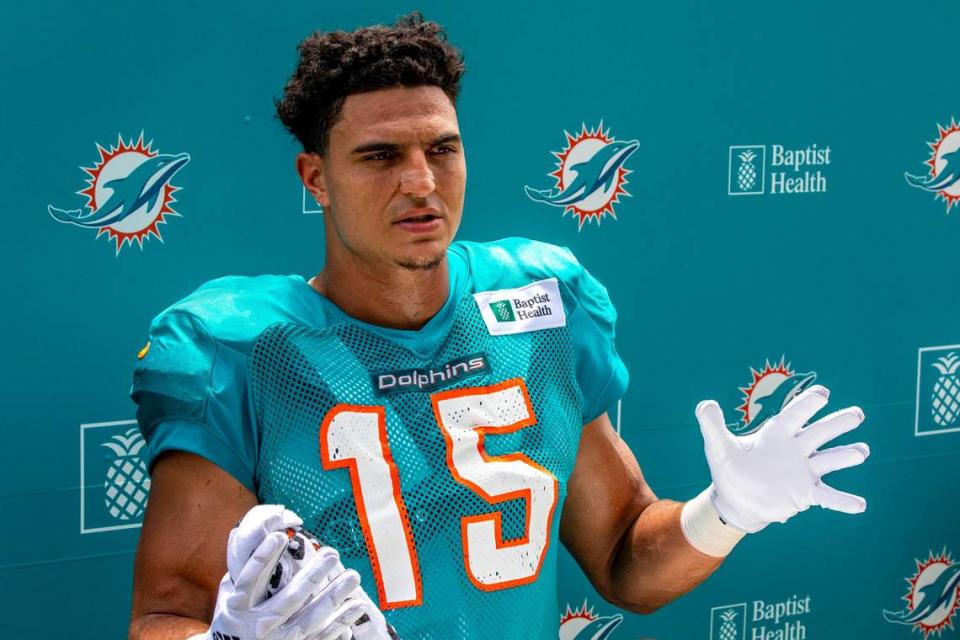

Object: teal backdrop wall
[2,1,959,638]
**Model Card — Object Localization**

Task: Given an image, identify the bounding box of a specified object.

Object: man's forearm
[128,613,208,640]
[607,499,726,614]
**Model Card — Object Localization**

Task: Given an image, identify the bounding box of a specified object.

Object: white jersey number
[321,405,422,609]
[431,378,559,590]
[319,378,558,608]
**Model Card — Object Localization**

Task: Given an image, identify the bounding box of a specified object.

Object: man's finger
[265,546,344,620]
[851,442,870,458]
[310,598,369,640]
[313,619,356,640]
[313,600,370,640]
[695,400,731,455]
[797,407,865,453]
[809,443,869,477]
[776,385,830,433]
[228,504,302,581]
[288,571,364,636]
[811,481,867,514]
[234,530,289,607]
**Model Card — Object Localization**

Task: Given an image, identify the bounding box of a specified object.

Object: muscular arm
[559,412,724,615]
[128,451,258,640]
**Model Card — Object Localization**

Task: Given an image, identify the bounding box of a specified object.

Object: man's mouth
[395,207,442,224]
[394,210,443,233]
[399,214,438,223]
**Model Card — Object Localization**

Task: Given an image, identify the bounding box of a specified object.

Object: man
[128,13,869,640]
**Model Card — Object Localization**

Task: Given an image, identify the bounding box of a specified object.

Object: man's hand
[201,504,395,640]
[696,385,869,534]
[206,508,363,640]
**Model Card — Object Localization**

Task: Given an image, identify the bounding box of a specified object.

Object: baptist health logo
[916,344,960,436]
[80,420,150,534]
[711,604,746,640]
[489,299,516,322]
[711,595,811,640]
[728,144,831,196]
[489,291,555,323]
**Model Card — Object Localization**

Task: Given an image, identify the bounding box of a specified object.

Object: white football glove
[696,385,869,534]
[201,504,386,640]
[258,512,399,640]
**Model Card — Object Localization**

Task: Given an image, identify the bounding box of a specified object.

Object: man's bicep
[130,450,258,623]
[559,412,657,595]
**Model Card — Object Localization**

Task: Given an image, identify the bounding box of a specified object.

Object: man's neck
[310,252,450,331]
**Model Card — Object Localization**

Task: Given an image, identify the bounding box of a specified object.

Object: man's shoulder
[150,274,318,349]
[452,236,586,291]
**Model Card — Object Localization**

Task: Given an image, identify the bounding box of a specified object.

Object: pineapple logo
[931,352,960,427]
[718,610,739,640]
[81,420,151,533]
[489,300,516,322]
[710,604,746,640]
[736,151,758,191]
[916,345,960,436]
[728,145,766,195]
[101,428,151,521]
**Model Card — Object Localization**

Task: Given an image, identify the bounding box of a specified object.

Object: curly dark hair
[275,12,466,156]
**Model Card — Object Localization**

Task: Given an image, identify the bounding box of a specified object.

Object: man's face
[306,85,466,271]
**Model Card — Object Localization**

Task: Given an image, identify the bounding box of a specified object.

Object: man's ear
[296,152,330,207]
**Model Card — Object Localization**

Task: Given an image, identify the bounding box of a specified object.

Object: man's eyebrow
[431,133,461,146]
[350,133,462,155]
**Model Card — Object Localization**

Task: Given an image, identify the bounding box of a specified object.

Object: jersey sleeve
[562,248,630,424]
[130,310,258,493]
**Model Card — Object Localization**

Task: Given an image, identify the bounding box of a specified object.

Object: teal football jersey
[131,237,628,639]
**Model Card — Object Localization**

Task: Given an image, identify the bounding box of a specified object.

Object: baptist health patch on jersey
[473,277,567,336]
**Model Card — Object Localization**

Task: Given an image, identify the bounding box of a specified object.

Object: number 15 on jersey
[319,378,559,609]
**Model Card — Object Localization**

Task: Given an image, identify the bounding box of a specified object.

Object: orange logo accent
[137,340,151,360]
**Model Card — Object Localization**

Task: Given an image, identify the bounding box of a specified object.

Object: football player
[127,13,869,640]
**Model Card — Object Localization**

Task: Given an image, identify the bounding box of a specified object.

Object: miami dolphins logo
[559,601,623,640]
[905,119,960,214]
[733,356,817,434]
[525,122,638,229]
[48,132,190,253]
[883,548,960,638]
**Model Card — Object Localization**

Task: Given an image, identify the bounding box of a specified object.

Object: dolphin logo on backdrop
[558,601,623,640]
[48,132,190,253]
[883,548,960,638]
[525,122,638,229]
[732,356,817,434]
[905,119,960,214]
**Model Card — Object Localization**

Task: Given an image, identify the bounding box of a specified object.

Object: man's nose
[399,156,436,198]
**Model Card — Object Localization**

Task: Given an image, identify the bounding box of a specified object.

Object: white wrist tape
[680,487,747,557]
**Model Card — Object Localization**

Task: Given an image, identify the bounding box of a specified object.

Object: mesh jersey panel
[249,286,583,639]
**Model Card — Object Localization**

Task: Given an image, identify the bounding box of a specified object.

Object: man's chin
[394,249,446,271]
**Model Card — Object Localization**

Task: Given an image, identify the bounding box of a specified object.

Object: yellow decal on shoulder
[137,340,151,360]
